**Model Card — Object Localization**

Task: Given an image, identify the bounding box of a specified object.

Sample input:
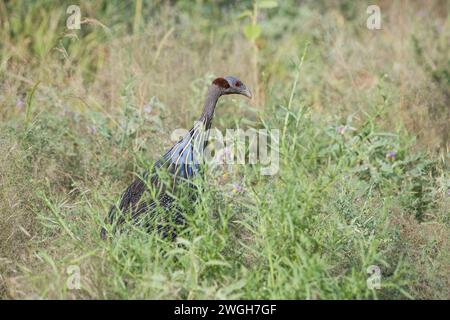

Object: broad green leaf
[237,10,252,19]
[243,24,261,41]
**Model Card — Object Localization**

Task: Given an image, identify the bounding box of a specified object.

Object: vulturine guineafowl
[101,76,251,239]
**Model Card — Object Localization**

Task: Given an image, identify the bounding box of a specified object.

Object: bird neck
[199,85,222,127]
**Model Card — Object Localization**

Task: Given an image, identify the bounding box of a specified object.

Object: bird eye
[235,81,242,87]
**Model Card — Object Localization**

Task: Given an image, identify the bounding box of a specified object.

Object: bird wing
[103,122,206,236]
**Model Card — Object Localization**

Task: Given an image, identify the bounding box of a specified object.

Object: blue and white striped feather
[155,120,208,180]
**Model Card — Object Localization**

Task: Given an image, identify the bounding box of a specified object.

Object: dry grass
[0,0,448,299]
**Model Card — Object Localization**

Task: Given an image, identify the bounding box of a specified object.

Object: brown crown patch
[212,77,230,88]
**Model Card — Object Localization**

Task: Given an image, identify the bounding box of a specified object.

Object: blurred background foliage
[0,0,448,299]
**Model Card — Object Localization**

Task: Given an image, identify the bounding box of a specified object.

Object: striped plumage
[101,76,251,239]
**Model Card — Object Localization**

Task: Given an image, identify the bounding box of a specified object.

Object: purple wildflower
[119,119,126,130]
[87,125,97,135]
[221,147,232,163]
[231,183,242,193]
[143,102,152,114]
[336,125,346,135]
[386,151,396,161]
[16,97,25,110]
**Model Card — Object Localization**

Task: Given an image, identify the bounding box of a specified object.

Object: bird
[101,76,252,240]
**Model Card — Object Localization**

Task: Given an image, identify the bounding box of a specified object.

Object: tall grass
[0,0,449,299]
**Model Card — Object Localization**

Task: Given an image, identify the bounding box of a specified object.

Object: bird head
[212,76,252,99]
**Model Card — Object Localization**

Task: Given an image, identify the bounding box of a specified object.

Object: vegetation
[0,0,448,299]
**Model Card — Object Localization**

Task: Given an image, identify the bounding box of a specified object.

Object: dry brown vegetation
[0,0,448,299]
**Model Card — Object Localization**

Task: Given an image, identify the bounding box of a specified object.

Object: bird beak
[242,88,252,99]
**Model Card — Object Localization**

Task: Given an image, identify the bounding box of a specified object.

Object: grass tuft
[0,1,448,299]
